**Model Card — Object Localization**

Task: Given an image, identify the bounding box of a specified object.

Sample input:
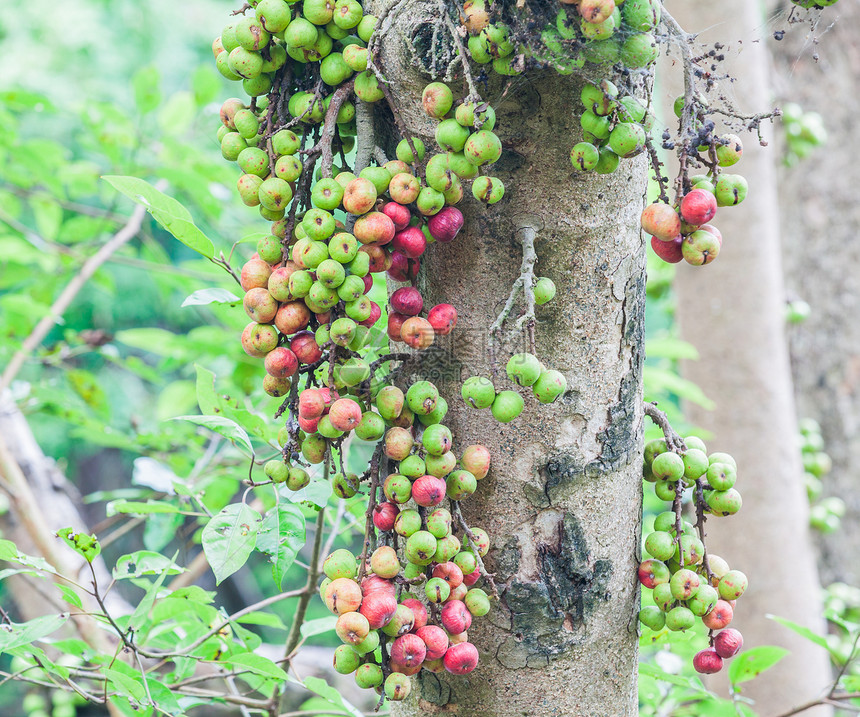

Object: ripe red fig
[299,388,325,419]
[401,598,428,630]
[359,300,382,328]
[443,641,479,675]
[382,201,411,231]
[441,599,472,634]
[240,258,273,291]
[275,301,311,335]
[243,287,279,324]
[693,648,723,674]
[387,312,408,342]
[427,304,458,336]
[361,575,396,598]
[416,625,449,660]
[462,568,481,586]
[359,591,398,629]
[328,398,363,432]
[387,251,420,283]
[401,317,435,349]
[392,226,427,259]
[354,211,396,246]
[433,562,464,588]
[390,662,422,676]
[427,206,464,243]
[297,415,320,433]
[372,502,398,532]
[324,578,363,615]
[703,600,734,630]
[391,286,424,316]
[713,628,743,658]
[412,475,447,507]
[390,633,427,668]
[680,188,718,226]
[265,347,298,378]
[290,331,323,363]
[641,202,681,241]
[650,235,684,264]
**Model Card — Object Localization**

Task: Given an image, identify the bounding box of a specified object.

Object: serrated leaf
[56,527,100,563]
[113,551,184,580]
[0,614,69,654]
[195,364,221,416]
[181,288,240,308]
[300,616,338,639]
[171,415,253,455]
[256,503,305,589]
[202,504,261,585]
[227,652,288,681]
[728,646,789,686]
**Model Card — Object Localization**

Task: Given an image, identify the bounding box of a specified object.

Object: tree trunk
[375,5,647,715]
[771,0,860,587]
[667,1,832,713]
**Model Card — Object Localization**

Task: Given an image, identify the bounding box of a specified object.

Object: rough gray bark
[667,1,832,713]
[771,1,860,588]
[374,4,648,715]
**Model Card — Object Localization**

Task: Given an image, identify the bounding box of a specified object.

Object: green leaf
[106,500,182,517]
[128,554,177,632]
[195,364,220,416]
[0,539,20,561]
[113,551,184,580]
[0,614,69,654]
[158,92,195,136]
[236,612,287,630]
[302,676,363,717]
[56,584,83,609]
[102,176,214,258]
[56,527,101,563]
[132,66,162,115]
[283,480,332,509]
[643,366,715,410]
[182,288,240,308]
[202,504,262,585]
[192,66,220,107]
[646,337,700,361]
[171,415,254,455]
[767,615,833,654]
[638,662,710,693]
[256,503,305,589]
[300,616,338,639]
[104,667,148,704]
[728,646,789,686]
[226,652,288,681]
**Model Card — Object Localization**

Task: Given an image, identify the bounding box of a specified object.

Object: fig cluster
[800,418,844,534]
[459,352,567,424]
[318,415,493,699]
[570,79,653,176]
[462,0,662,75]
[639,436,748,675]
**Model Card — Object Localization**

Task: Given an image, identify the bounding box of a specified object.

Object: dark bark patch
[494,511,612,666]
